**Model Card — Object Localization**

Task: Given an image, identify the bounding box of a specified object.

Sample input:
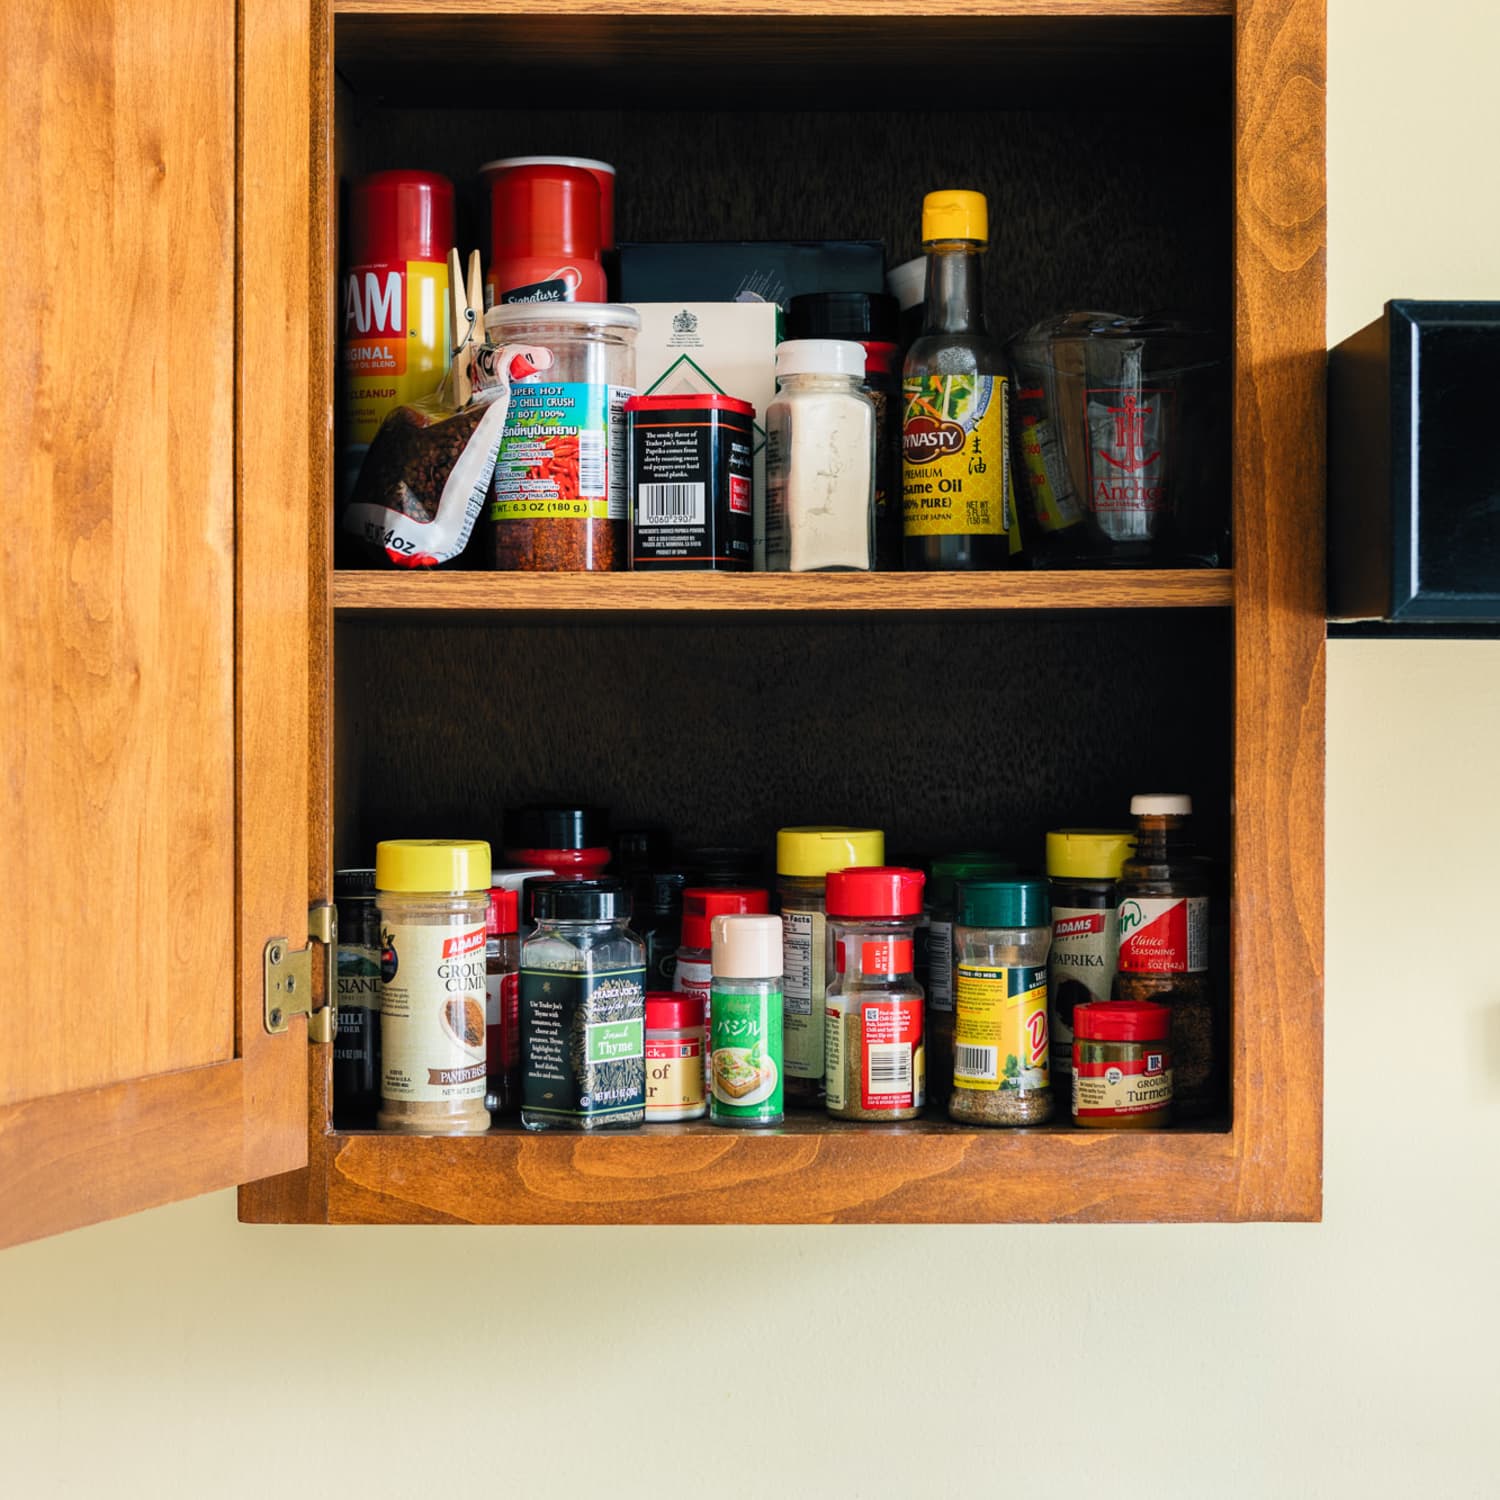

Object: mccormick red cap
[1073,1001,1172,1044]
[681,886,770,950]
[623,393,757,419]
[646,991,704,1032]
[349,170,454,265]
[486,887,520,935]
[825,866,926,918]
[488,163,601,261]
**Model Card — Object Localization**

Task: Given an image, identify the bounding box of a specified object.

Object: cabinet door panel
[0,0,317,1249]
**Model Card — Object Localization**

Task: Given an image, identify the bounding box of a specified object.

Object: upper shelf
[333,4,1233,109]
[333,569,1234,613]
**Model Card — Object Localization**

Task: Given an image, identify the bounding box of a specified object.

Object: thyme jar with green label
[520,879,646,1131]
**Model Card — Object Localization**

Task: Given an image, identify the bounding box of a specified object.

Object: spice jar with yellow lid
[1071,1001,1172,1129]
[775,825,885,1105]
[376,839,493,1135]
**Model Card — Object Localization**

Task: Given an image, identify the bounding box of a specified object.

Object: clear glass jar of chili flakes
[485,303,638,571]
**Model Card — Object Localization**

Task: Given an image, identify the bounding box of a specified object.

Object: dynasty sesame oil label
[521,966,646,1123]
[901,374,1010,538]
[379,921,488,1104]
[952,962,1049,1093]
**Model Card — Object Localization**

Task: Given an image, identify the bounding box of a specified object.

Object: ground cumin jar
[485,302,638,571]
[376,839,493,1135]
[1071,1001,1172,1129]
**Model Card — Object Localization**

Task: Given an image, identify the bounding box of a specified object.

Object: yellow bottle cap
[375,839,492,894]
[1046,829,1137,881]
[921,189,988,246]
[776,826,885,879]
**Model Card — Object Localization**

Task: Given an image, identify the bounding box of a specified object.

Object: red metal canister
[339,170,454,497]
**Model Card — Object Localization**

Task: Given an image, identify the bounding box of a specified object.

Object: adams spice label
[1117,897,1207,974]
[901,374,1010,538]
[379,922,488,1103]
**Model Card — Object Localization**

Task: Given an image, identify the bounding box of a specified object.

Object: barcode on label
[954,1044,997,1081]
[639,482,706,525]
[578,431,606,497]
[867,1043,911,1092]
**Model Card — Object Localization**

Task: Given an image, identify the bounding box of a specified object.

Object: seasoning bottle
[375,839,493,1135]
[484,886,522,1118]
[520,878,646,1131]
[1045,829,1136,1100]
[332,867,381,1129]
[918,852,1016,1103]
[949,878,1053,1127]
[635,870,689,992]
[709,914,784,1128]
[645,991,707,1123]
[765,339,877,572]
[901,189,1019,570]
[674,886,771,1086]
[786,292,904,569]
[1071,1001,1173,1130]
[685,847,767,888]
[824,867,927,1122]
[1114,794,1219,1119]
[775,826,885,1106]
[502,804,611,879]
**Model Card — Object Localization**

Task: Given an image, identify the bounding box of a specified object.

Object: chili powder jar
[332,867,381,1129]
[1071,1001,1172,1129]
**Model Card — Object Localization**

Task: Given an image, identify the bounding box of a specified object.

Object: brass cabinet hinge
[264,903,338,1043]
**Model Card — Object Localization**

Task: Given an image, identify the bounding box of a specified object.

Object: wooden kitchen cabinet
[1,0,1324,1248]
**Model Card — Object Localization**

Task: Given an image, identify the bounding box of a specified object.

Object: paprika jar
[1071,1001,1173,1129]
[485,302,638,572]
[823,867,927,1122]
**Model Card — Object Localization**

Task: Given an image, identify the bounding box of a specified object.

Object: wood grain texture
[0,0,236,1111]
[333,570,1235,612]
[232,0,319,1190]
[336,1,1231,15]
[1229,0,1325,1219]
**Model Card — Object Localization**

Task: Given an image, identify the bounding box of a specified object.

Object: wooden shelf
[251,1115,1250,1227]
[333,568,1234,614]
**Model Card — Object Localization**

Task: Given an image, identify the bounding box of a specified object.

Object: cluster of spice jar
[331,795,1220,1134]
[338,163,1227,575]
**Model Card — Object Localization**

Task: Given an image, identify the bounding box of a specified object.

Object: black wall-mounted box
[1329,300,1500,622]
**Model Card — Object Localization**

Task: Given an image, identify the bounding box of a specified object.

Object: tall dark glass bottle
[901,189,1017,571]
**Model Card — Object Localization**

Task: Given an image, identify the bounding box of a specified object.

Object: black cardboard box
[618,240,885,307]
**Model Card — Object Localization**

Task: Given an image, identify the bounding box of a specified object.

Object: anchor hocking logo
[1098,392,1161,474]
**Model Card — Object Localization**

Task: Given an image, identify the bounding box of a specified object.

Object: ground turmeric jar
[1071,1001,1172,1129]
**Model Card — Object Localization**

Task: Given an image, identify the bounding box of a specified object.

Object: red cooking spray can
[340,170,454,499]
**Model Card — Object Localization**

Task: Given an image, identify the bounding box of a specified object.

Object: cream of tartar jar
[644,991,706,1123]
[375,839,493,1136]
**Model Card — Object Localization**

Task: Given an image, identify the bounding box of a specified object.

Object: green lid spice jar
[824,867,927,1122]
[775,826,885,1105]
[1045,829,1135,1097]
[1071,1001,1172,1129]
[949,878,1053,1127]
[520,879,646,1131]
[709,914,784,1128]
[375,839,493,1136]
[918,851,1016,1103]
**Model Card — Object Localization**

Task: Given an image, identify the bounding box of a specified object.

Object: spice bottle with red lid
[645,991,706,1122]
[674,886,771,1084]
[823,867,927,1121]
[480,159,606,307]
[1071,1000,1172,1129]
[484,886,522,1116]
[502,805,611,879]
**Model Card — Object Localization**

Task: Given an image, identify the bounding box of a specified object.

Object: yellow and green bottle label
[901,374,1011,539]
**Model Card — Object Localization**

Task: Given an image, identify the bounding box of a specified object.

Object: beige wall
[4,2,1499,1493]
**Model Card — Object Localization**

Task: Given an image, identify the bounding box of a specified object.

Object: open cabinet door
[0,0,322,1249]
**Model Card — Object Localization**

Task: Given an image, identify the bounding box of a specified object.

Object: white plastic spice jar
[765,339,876,571]
[376,839,493,1135]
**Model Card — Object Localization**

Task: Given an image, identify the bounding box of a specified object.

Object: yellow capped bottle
[901,189,1019,570]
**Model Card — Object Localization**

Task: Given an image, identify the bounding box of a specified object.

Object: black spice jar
[332,867,382,1128]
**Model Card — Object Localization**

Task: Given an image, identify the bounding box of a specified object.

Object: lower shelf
[247,1114,1246,1226]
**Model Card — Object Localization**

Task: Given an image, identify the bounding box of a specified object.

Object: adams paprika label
[901,374,1011,538]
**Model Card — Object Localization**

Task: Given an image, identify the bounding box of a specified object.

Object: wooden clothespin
[449,247,485,406]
